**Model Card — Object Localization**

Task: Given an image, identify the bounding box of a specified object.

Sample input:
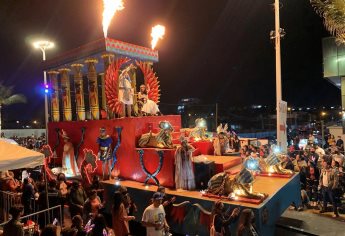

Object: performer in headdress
[137,84,160,116]
[61,130,79,177]
[97,127,113,180]
[119,64,135,117]
[213,124,231,156]
[175,136,196,190]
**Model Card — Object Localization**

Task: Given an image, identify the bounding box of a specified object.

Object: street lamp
[33,40,54,141]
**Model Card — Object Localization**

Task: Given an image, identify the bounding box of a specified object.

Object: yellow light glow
[321,112,326,116]
[151,25,165,49]
[268,166,275,173]
[145,185,149,189]
[102,0,124,38]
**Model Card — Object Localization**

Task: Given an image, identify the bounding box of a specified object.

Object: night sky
[0,0,340,122]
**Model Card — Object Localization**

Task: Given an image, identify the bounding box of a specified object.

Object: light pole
[33,40,54,141]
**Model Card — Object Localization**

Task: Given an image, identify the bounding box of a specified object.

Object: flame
[102,0,124,38]
[151,25,165,49]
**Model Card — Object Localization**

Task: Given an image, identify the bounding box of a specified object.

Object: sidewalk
[276,208,345,236]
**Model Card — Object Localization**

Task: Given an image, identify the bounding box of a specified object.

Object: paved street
[276,208,345,236]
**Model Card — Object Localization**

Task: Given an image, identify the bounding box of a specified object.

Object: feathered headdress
[216,123,228,134]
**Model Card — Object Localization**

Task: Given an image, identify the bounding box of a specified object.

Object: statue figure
[189,118,209,141]
[138,121,174,148]
[213,124,231,156]
[96,127,113,180]
[207,169,267,200]
[175,136,196,190]
[258,151,294,175]
[61,130,79,177]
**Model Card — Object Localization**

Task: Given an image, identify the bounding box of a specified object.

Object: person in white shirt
[142,192,170,236]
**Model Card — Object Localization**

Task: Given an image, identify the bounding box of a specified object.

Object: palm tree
[310,0,345,44]
[0,83,27,136]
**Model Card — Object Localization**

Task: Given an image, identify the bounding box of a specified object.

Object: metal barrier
[0,190,22,222]
[0,205,62,235]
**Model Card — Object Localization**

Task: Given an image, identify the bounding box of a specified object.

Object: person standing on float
[97,127,113,180]
[118,65,134,117]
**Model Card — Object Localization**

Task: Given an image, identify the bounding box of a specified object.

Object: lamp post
[33,40,54,142]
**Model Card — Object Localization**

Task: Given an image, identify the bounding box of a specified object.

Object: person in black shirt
[21,178,35,216]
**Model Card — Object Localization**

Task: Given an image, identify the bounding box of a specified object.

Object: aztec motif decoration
[188,118,209,141]
[105,58,161,116]
[258,147,294,176]
[138,121,174,148]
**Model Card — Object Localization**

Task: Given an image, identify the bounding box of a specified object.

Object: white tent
[0,140,44,171]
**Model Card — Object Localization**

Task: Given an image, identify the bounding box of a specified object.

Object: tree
[0,83,27,136]
[310,0,345,44]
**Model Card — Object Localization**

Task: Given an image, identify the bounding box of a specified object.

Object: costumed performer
[213,124,231,156]
[138,84,160,116]
[175,136,196,190]
[97,127,113,180]
[61,130,80,177]
[189,118,209,141]
[119,64,135,117]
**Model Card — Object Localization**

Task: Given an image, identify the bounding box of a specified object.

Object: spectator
[4,171,20,192]
[142,192,170,236]
[89,175,104,202]
[83,190,103,222]
[87,214,114,236]
[156,186,176,208]
[306,162,320,207]
[210,201,240,236]
[40,224,58,236]
[21,177,35,216]
[336,136,344,153]
[69,180,87,218]
[71,215,86,236]
[315,144,325,160]
[237,209,258,236]
[319,158,339,217]
[308,147,319,167]
[308,134,315,146]
[3,205,24,236]
[332,150,344,168]
[281,155,294,171]
[112,191,135,236]
[57,173,68,225]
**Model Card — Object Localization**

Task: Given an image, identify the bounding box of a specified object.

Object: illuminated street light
[33,40,55,141]
[321,112,327,117]
[33,120,37,124]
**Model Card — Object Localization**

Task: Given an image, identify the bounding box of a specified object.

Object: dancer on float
[97,127,113,180]
[118,64,135,117]
[61,130,79,177]
[137,84,160,116]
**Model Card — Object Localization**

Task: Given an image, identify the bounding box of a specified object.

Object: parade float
[40,1,301,235]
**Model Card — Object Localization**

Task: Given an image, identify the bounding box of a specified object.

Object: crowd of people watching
[1,134,47,150]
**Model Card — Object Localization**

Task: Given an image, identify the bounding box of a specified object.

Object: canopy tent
[0,140,44,171]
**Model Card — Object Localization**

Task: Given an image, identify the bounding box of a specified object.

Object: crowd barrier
[0,205,62,236]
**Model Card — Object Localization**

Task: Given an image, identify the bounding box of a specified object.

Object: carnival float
[38,1,301,235]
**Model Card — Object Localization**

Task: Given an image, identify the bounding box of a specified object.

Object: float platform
[101,172,301,236]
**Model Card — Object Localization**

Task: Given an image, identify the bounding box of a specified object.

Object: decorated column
[101,53,115,118]
[59,68,72,121]
[85,58,100,120]
[71,64,85,121]
[48,71,60,122]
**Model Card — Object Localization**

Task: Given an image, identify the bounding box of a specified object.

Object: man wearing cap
[142,192,170,236]
[97,127,113,180]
